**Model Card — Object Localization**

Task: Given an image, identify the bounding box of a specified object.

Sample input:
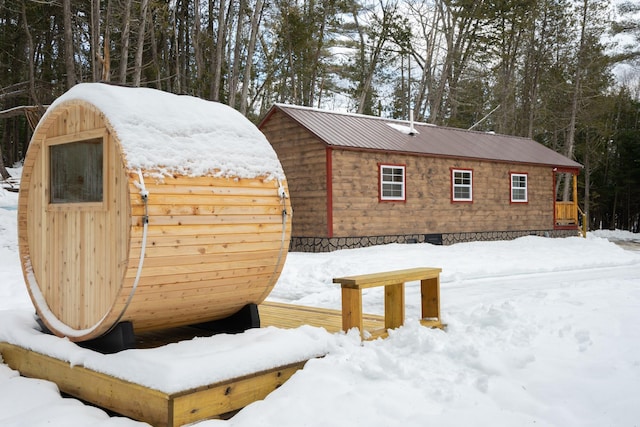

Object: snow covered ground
[1,175,640,426]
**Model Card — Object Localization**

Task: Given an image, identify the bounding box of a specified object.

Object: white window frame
[511,173,528,203]
[379,164,406,201]
[452,169,473,202]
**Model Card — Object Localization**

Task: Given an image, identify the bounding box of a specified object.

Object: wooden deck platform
[135,301,385,348]
[261,301,386,336]
[0,302,385,427]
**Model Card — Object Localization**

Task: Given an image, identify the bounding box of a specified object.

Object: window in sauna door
[49,138,104,204]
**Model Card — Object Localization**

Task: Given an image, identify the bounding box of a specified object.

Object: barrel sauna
[18,83,292,342]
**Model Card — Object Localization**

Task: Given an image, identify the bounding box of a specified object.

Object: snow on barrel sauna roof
[46,83,285,180]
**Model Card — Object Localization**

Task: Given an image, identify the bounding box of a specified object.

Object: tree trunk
[101,0,113,82]
[495,11,526,135]
[0,115,10,179]
[611,189,618,229]
[240,0,264,115]
[192,0,204,96]
[91,0,101,81]
[63,0,76,88]
[524,3,551,139]
[410,2,439,121]
[149,5,161,89]
[0,148,10,180]
[307,6,326,108]
[179,0,189,92]
[118,0,133,83]
[212,0,228,101]
[353,0,395,114]
[21,0,41,107]
[429,0,456,123]
[132,0,150,86]
[583,137,590,230]
[228,0,245,108]
[169,0,180,93]
[563,0,588,201]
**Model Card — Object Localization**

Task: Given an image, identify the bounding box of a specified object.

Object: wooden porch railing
[554,171,586,237]
[555,201,578,226]
[578,206,587,238]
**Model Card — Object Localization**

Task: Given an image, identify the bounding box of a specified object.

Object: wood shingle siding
[330,152,553,236]
[258,110,327,238]
[259,104,582,252]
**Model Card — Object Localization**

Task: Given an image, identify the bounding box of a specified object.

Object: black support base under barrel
[77,321,136,354]
[35,317,136,354]
[192,303,260,334]
[34,304,260,354]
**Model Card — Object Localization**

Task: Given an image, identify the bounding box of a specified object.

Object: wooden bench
[333,267,443,339]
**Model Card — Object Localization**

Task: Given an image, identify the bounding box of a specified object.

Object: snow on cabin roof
[46,83,285,179]
[265,104,582,170]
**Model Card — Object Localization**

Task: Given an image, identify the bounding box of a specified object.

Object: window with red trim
[511,173,528,202]
[379,164,405,201]
[452,169,472,202]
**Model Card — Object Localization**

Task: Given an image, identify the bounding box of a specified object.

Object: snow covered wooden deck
[0,340,306,426]
[261,301,386,336]
[0,302,385,427]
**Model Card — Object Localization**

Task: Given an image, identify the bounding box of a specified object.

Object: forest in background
[1,0,639,231]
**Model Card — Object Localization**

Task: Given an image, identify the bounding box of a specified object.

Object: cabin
[259,104,582,252]
[18,83,292,343]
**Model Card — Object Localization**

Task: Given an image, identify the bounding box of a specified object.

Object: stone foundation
[289,229,580,253]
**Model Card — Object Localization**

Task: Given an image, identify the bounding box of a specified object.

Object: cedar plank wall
[260,110,329,237]
[331,149,554,237]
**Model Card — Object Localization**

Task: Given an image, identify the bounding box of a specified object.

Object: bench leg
[420,276,440,320]
[342,287,363,334]
[384,283,405,330]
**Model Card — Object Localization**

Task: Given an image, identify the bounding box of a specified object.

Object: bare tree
[491,3,530,135]
[405,0,441,121]
[132,0,150,87]
[118,0,133,83]
[91,0,101,81]
[99,0,113,82]
[228,0,246,108]
[192,0,205,96]
[212,0,230,101]
[170,0,180,92]
[563,0,589,200]
[351,0,398,114]
[21,0,41,107]
[240,0,265,114]
[63,0,76,88]
[428,0,484,124]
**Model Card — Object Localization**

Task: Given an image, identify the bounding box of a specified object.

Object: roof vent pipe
[409,109,416,136]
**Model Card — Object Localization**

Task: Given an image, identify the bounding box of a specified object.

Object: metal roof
[265,104,582,170]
